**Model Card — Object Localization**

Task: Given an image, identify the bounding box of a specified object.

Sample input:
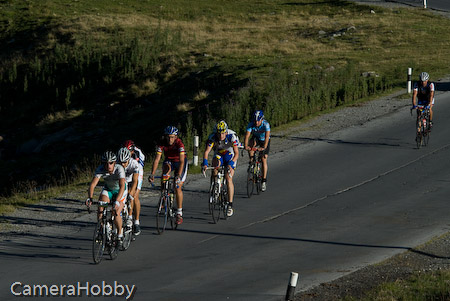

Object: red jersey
[156,138,186,162]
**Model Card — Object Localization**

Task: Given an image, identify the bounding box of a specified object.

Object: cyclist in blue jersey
[244,110,270,192]
[412,72,435,128]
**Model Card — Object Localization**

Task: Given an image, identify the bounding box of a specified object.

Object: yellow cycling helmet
[215,120,228,134]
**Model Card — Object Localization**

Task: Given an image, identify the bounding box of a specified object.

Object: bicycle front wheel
[108,222,119,260]
[221,184,229,220]
[211,182,221,224]
[255,163,262,195]
[156,195,169,234]
[246,165,254,198]
[121,216,132,251]
[92,220,105,264]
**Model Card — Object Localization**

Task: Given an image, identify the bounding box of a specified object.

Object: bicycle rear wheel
[247,164,254,198]
[211,182,221,224]
[156,195,169,234]
[92,220,105,264]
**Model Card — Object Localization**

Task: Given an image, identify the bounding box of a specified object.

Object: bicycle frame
[154,176,177,234]
[414,106,431,149]
[247,149,263,197]
[204,166,229,223]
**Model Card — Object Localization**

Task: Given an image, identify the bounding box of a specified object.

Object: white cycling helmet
[117,147,131,163]
[420,72,429,81]
[101,151,117,163]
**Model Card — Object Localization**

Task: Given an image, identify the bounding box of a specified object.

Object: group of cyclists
[85,110,271,244]
[85,70,434,247]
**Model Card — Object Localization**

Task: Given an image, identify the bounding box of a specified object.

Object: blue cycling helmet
[164,126,179,135]
[253,110,264,122]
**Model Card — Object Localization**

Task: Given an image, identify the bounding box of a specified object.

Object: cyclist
[202,120,240,217]
[123,140,144,235]
[117,147,140,234]
[244,110,270,192]
[148,126,188,225]
[412,72,435,128]
[86,150,128,247]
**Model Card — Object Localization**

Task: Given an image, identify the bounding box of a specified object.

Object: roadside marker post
[285,272,298,301]
[193,135,199,166]
[407,68,412,94]
[423,0,427,9]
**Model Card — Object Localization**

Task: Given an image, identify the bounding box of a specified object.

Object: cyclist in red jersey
[149,126,188,225]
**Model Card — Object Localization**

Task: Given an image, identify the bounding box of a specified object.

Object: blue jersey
[246,120,270,141]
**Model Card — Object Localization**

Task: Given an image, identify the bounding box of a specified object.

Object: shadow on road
[271,135,407,148]
[176,228,450,259]
[436,82,450,92]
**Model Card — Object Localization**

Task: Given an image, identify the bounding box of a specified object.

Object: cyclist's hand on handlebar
[148,174,154,183]
[86,197,93,208]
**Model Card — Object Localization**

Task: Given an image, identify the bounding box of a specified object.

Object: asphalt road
[355,0,450,11]
[1,83,450,301]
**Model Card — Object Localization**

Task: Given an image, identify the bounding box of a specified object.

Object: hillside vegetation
[1,0,450,200]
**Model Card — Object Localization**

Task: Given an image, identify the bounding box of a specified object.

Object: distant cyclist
[244,110,270,192]
[148,126,188,225]
[117,147,140,234]
[412,72,435,128]
[86,151,128,247]
[123,140,144,235]
[202,120,240,217]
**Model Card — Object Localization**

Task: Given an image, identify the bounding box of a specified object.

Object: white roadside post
[193,135,199,166]
[407,68,412,94]
[285,272,298,301]
[423,0,427,9]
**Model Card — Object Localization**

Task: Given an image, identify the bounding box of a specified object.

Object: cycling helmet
[420,72,429,81]
[164,126,179,135]
[123,140,135,151]
[215,120,228,134]
[253,110,264,122]
[101,151,117,163]
[117,147,131,163]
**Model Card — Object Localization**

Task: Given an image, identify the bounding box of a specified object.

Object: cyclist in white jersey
[124,140,144,235]
[86,151,128,246]
[244,110,271,192]
[202,120,239,217]
[117,147,140,234]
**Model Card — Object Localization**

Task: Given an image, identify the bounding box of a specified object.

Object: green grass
[1,0,450,200]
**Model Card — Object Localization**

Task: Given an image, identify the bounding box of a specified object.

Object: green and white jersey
[94,164,126,191]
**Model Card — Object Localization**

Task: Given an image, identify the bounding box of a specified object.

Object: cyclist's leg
[223,153,235,204]
[98,189,112,220]
[248,137,257,161]
[174,158,188,212]
[113,192,127,238]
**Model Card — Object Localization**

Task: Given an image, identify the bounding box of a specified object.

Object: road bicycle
[90,199,132,264]
[246,149,264,198]
[154,176,178,234]
[412,106,431,149]
[203,166,230,223]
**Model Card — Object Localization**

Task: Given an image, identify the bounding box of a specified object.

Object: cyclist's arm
[203,144,212,165]
[412,89,418,107]
[232,144,239,162]
[151,152,162,176]
[88,176,100,199]
[429,90,435,106]
[116,178,126,202]
[263,130,270,149]
[244,130,251,149]
[128,173,138,197]
[178,152,185,177]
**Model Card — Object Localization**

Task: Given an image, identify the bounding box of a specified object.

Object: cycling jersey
[207,129,239,157]
[133,146,145,168]
[94,164,126,191]
[246,120,270,141]
[123,159,140,183]
[156,138,186,162]
[414,81,435,105]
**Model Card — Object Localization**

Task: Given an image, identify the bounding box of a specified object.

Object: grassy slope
[1,0,450,201]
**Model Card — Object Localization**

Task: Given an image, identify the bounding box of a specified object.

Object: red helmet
[123,140,135,151]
